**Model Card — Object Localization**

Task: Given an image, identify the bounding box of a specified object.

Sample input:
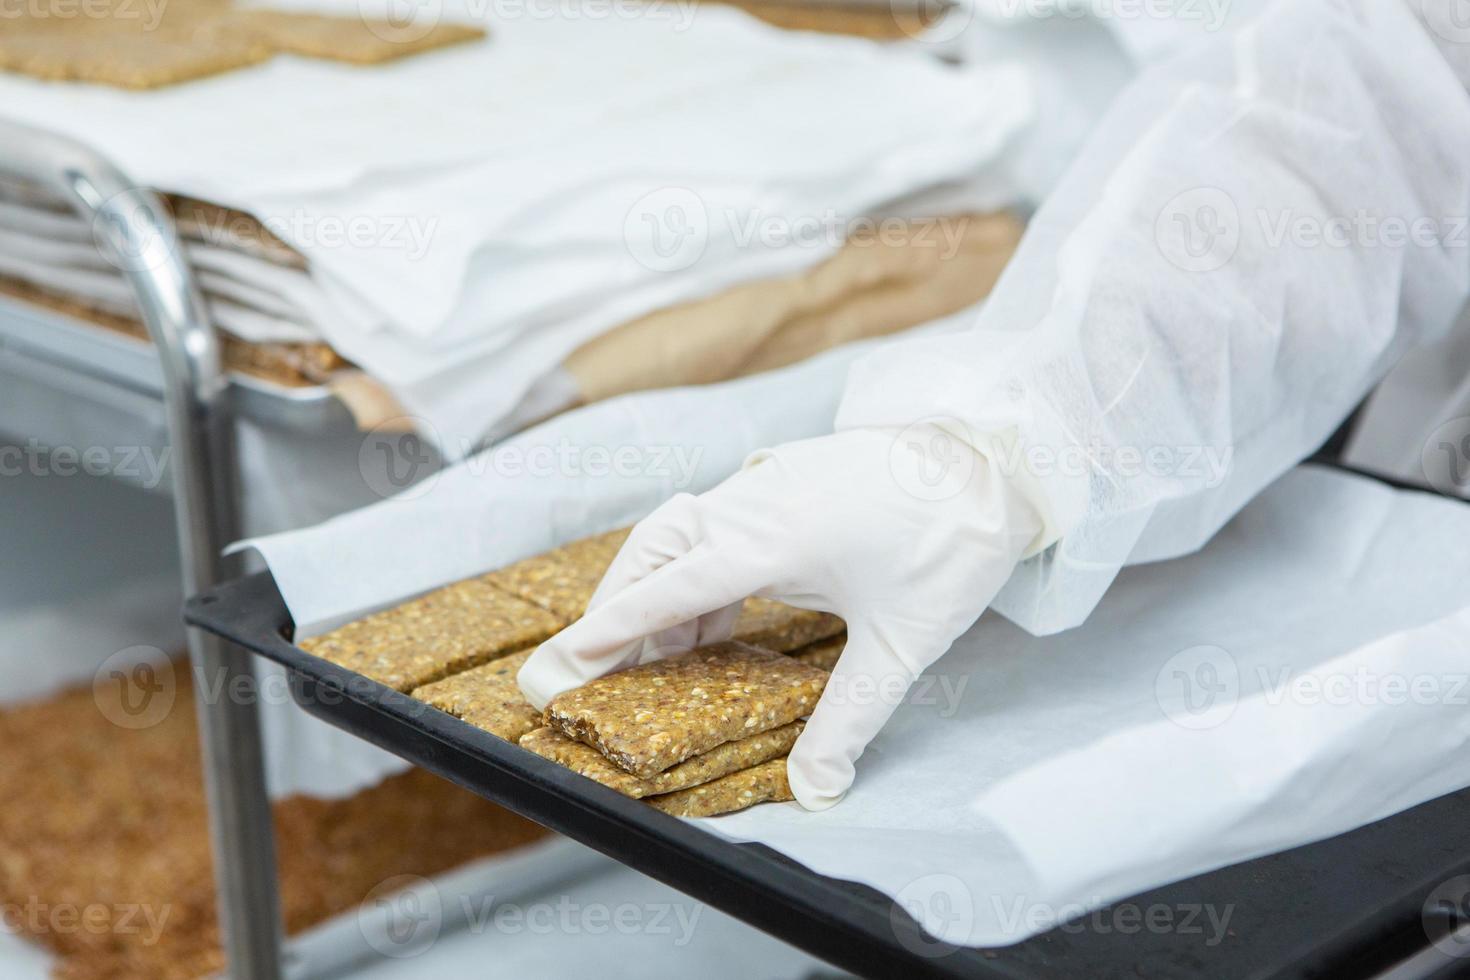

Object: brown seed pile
[0,659,548,979]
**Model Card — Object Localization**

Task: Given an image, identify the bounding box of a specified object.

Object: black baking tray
[184,467,1470,980]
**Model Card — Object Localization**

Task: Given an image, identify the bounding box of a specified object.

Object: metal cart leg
[2,122,285,979]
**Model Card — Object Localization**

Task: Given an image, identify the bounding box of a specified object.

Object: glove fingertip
[515,647,566,711]
[786,741,851,812]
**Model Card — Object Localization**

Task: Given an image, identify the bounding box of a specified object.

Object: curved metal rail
[0,118,284,979]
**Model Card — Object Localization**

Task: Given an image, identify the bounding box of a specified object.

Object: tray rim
[185,551,1470,980]
[187,570,1004,980]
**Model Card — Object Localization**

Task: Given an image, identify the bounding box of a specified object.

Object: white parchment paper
[708,466,1470,945]
[240,343,1470,921]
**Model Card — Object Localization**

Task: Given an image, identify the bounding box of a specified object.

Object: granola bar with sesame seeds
[488,527,843,651]
[543,642,828,778]
[299,580,563,693]
[644,757,794,817]
[519,722,802,799]
[790,633,846,672]
[411,649,542,741]
[732,598,844,653]
[483,528,633,621]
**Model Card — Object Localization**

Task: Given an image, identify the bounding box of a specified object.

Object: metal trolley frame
[0,118,315,980]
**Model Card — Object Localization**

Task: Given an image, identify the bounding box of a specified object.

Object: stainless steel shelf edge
[0,291,354,434]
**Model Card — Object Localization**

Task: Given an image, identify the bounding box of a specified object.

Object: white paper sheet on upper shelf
[707,465,1470,946]
[0,2,1034,449]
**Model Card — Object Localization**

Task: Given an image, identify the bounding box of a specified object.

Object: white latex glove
[519,425,1047,810]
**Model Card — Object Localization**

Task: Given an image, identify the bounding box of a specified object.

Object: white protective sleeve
[839,0,1470,634]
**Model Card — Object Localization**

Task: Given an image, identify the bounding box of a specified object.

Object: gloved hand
[518,424,1049,810]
